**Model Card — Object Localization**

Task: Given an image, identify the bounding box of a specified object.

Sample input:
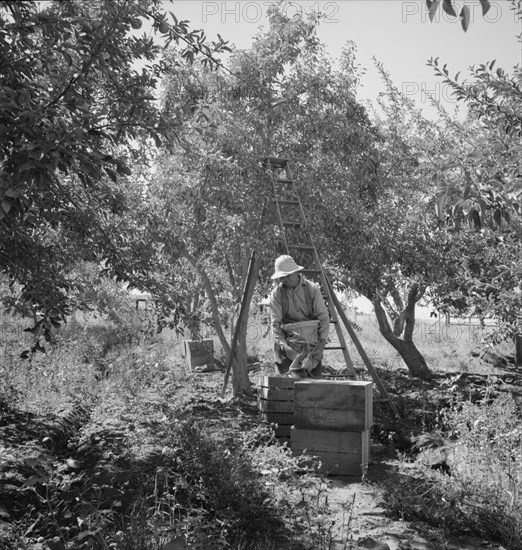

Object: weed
[383,393,522,549]
[1,313,355,549]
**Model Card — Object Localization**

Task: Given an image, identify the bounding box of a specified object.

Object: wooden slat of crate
[291,428,369,476]
[291,427,369,456]
[258,375,296,390]
[294,380,372,431]
[258,376,296,442]
[258,386,294,401]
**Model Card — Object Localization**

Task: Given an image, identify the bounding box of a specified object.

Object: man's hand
[282,343,297,361]
[311,340,326,361]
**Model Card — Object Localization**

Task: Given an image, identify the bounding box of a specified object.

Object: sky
[163,1,520,316]
[167,0,522,118]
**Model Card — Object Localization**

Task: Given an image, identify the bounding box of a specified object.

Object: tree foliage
[425,52,522,342]
[426,0,521,32]
[0,0,229,346]
[318,62,451,379]
[151,6,381,390]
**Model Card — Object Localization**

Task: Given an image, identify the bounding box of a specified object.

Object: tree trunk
[373,287,432,380]
[184,249,260,396]
[229,255,260,397]
[183,251,231,356]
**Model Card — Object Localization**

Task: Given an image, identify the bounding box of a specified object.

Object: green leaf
[23,475,45,487]
[435,195,446,218]
[442,0,457,17]
[429,0,441,22]
[104,167,118,182]
[493,209,502,227]
[150,129,162,147]
[467,150,482,160]
[468,209,481,229]
[116,163,132,176]
[60,50,73,66]
[35,342,46,353]
[479,0,491,16]
[460,5,470,31]
[76,531,96,542]
[1,199,12,214]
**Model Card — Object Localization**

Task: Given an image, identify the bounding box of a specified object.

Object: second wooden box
[294,379,373,431]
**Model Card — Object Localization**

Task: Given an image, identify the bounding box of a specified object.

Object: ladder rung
[325,346,346,350]
[277,199,299,205]
[277,179,293,184]
[282,220,302,227]
[302,269,321,274]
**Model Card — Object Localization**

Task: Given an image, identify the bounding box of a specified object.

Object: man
[269,255,330,378]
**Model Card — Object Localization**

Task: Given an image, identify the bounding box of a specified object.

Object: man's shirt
[269,275,330,345]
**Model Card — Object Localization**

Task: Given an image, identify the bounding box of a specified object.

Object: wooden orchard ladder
[263,156,402,422]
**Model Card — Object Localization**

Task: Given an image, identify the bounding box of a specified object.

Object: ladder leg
[317,267,356,378]
[325,277,403,424]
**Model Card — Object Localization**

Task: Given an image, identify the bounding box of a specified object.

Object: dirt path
[324,445,509,550]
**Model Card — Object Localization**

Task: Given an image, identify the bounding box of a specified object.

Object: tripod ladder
[264,156,402,422]
[264,156,355,378]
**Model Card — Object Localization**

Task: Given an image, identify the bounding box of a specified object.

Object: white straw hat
[271,255,304,280]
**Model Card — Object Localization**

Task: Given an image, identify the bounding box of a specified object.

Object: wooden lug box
[291,427,369,476]
[182,339,214,372]
[257,376,296,443]
[294,380,373,431]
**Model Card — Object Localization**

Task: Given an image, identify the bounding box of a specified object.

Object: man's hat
[271,255,304,280]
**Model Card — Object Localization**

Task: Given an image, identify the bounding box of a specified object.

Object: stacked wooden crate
[291,380,373,476]
[257,376,295,445]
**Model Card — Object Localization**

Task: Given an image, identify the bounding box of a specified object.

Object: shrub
[164,419,283,548]
[383,393,522,549]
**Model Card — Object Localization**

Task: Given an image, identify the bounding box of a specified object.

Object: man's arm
[310,282,330,340]
[270,287,286,344]
[310,281,330,360]
[270,287,297,360]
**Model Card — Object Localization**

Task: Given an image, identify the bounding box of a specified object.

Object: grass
[247,309,487,376]
[2,302,521,549]
[382,392,522,549]
[0,309,355,550]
